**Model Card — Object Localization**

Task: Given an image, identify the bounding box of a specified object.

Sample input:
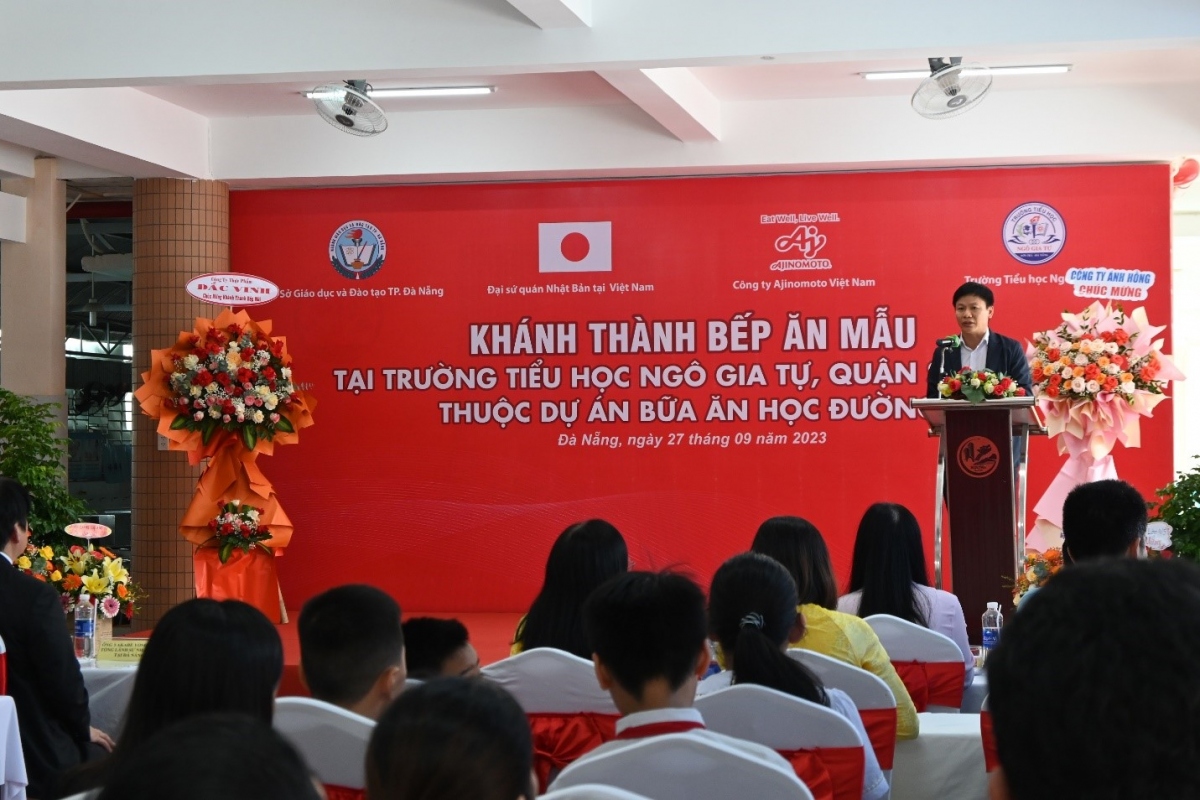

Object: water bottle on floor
[980,601,1003,667]
[75,591,96,663]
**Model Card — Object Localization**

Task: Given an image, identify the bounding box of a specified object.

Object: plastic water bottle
[980,601,1003,666]
[74,592,96,663]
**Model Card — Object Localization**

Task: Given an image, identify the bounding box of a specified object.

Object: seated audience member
[512,519,628,657]
[704,552,887,800]
[547,571,795,791]
[402,617,481,679]
[96,713,323,800]
[366,677,535,800]
[837,503,973,684]
[1061,479,1148,563]
[59,598,283,797]
[0,477,113,799]
[299,584,406,720]
[752,516,919,739]
[987,559,1200,800]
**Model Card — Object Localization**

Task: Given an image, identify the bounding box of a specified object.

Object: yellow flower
[50,570,63,582]
[16,555,31,570]
[63,553,88,576]
[103,557,129,584]
[39,545,54,560]
[81,570,110,596]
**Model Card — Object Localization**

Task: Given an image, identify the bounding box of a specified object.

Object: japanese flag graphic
[538,222,612,273]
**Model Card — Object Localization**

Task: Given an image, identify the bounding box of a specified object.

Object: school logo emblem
[1003,202,1065,265]
[957,436,1000,479]
[329,220,386,280]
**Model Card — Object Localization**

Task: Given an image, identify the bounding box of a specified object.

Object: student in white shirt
[547,571,794,792]
[702,552,888,800]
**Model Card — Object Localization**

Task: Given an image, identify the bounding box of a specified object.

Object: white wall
[1173,209,1200,475]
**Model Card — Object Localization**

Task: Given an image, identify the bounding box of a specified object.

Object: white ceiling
[0,0,1195,186]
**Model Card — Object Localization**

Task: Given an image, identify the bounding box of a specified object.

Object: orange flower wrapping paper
[193,545,282,622]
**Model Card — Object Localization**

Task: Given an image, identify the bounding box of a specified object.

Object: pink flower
[100,596,121,619]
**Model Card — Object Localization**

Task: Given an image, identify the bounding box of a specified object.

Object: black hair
[518,519,628,658]
[63,599,283,794]
[95,713,321,800]
[953,281,994,307]
[402,617,471,679]
[709,553,827,706]
[299,584,403,706]
[1061,479,1148,563]
[583,571,707,701]
[846,503,929,625]
[0,476,30,543]
[750,517,839,610]
[367,678,534,800]
[987,559,1200,800]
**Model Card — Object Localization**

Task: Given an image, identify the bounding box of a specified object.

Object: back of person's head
[402,617,478,679]
[709,553,827,706]
[1061,479,1148,563]
[367,678,534,800]
[750,516,838,609]
[0,476,29,542]
[299,584,404,706]
[95,713,322,800]
[520,519,628,658]
[583,570,707,701]
[847,502,930,625]
[987,559,1200,800]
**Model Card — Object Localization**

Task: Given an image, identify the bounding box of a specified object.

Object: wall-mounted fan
[911,57,992,120]
[310,80,389,137]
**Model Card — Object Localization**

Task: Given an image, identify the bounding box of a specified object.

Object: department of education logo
[957,436,1000,479]
[329,220,386,280]
[1003,202,1065,265]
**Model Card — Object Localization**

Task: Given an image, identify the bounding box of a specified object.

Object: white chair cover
[540,784,654,800]
[695,683,863,750]
[863,614,965,712]
[481,648,617,713]
[787,649,896,711]
[273,697,374,789]
[551,733,815,800]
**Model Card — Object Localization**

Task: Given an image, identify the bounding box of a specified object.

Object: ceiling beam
[505,0,590,28]
[599,68,720,141]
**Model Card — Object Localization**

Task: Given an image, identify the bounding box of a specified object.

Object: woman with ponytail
[701,553,888,800]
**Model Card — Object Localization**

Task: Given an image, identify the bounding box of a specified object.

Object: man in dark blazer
[0,477,112,797]
[925,281,1034,399]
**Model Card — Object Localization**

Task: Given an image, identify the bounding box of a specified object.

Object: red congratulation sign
[230,165,1173,612]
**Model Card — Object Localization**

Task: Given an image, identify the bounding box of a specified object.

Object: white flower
[1106,342,1120,354]
[983,382,996,394]
[1120,380,1136,394]
[247,508,260,521]
[256,385,271,397]
[281,367,292,379]
[970,378,982,388]
[1074,354,1089,367]
[183,355,199,370]
[208,407,221,419]
[264,394,279,410]
[1085,380,1101,394]
[189,386,203,397]
[205,382,218,394]
[1071,377,1086,392]
[252,410,265,424]
[1107,364,1121,375]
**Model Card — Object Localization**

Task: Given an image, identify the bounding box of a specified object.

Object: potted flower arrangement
[937,367,1026,403]
[1011,548,1064,607]
[208,499,271,564]
[17,542,143,644]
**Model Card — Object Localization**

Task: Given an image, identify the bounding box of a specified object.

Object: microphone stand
[939,344,950,380]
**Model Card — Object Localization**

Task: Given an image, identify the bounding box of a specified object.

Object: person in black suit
[0,477,112,798]
[925,281,1034,399]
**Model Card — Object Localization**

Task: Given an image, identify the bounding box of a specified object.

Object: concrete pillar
[0,158,66,413]
[131,178,229,629]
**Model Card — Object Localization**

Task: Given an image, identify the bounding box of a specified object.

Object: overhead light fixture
[303,85,495,100]
[862,64,1071,80]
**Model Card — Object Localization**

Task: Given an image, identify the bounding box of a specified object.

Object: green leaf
[274,416,294,433]
[219,540,235,564]
[169,414,191,430]
[242,426,257,451]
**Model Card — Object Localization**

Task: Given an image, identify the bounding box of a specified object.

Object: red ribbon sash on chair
[613,720,705,740]
[322,785,364,800]
[980,709,999,772]
[528,711,619,792]
[858,707,897,770]
[891,660,965,711]
[0,651,6,695]
[777,746,865,800]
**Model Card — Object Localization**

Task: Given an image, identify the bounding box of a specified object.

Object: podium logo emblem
[329,220,387,280]
[957,436,999,478]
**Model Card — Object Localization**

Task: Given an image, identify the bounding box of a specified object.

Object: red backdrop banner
[229,165,1173,612]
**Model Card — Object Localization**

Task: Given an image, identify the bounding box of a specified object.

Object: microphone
[936,337,959,347]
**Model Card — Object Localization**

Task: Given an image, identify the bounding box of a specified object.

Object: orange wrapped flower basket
[134,309,316,622]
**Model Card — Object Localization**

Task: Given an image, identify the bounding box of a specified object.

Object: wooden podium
[911,398,1045,642]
